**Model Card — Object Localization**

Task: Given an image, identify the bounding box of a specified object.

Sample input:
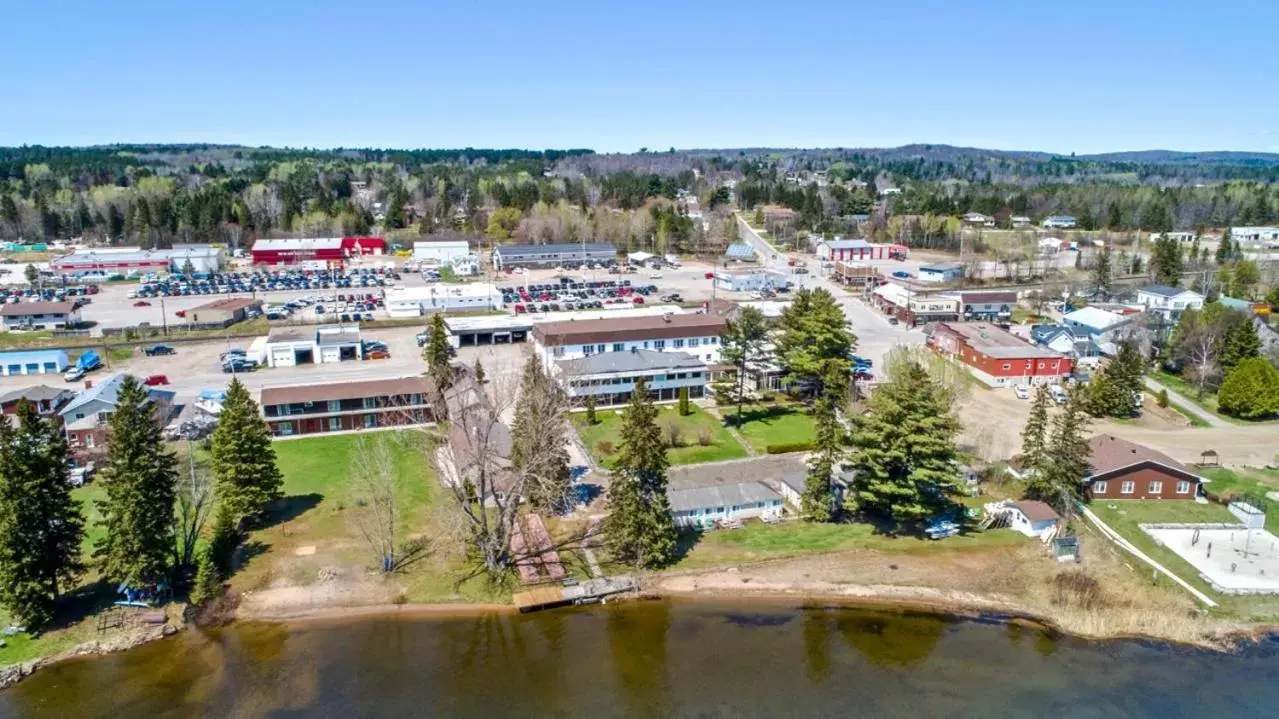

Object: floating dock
[512,576,637,612]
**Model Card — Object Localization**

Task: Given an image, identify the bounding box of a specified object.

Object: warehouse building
[48,247,223,275]
[384,284,501,318]
[715,269,790,293]
[262,325,363,368]
[413,239,472,264]
[250,237,386,266]
[491,243,617,270]
[0,349,70,376]
[187,297,262,326]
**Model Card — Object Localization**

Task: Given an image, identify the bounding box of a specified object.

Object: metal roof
[60,374,173,417]
[493,243,616,256]
[556,349,704,376]
[1,301,76,316]
[260,377,431,407]
[668,480,781,514]
[252,238,344,252]
[1139,284,1197,298]
[1063,307,1129,330]
[0,349,70,363]
[725,243,757,259]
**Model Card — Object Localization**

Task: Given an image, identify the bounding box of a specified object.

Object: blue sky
[4,0,1277,153]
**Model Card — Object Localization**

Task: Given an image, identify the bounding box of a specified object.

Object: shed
[917,262,965,283]
[1008,500,1061,538]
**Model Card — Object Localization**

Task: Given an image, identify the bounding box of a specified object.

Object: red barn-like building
[929,321,1072,387]
[250,237,385,266]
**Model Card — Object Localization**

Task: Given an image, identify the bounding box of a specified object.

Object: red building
[250,237,386,266]
[815,239,907,262]
[1084,435,1203,500]
[929,321,1072,387]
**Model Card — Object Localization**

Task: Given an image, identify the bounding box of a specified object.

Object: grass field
[571,404,748,466]
[1152,371,1225,416]
[671,520,1027,571]
[733,404,817,452]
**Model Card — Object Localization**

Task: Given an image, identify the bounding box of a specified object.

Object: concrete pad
[1144,526,1279,594]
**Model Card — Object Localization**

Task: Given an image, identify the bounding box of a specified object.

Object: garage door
[320,346,341,363]
[271,348,296,367]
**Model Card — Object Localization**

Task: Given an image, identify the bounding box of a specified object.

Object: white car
[649,272,662,279]
[1014,385,1030,400]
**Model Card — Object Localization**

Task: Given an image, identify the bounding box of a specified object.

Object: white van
[1049,385,1068,404]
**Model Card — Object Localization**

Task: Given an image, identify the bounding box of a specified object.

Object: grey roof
[60,374,173,417]
[267,327,314,343]
[557,349,704,376]
[920,262,965,272]
[820,239,872,250]
[1139,283,1192,298]
[725,243,757,259]
[668,480,781,513]
[494,243,616,256]
[0,385,73,405]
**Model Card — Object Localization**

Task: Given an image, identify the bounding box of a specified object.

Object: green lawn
[733,405,817,453]
[1152,370,1224,416]
[571,405,747,466]
[671,520,1027,571]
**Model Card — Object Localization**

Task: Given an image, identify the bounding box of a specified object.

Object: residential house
[929,321,1073,387]
[665,465,785,529]
[944,290,1017,321]
[59,374,175,457]
[872,282,961,325]
[259,377,435,437]
[1029,324,1102,365]
[1011,215,1032,228]
[962,212,996,228]
[1043,215,1077,229]
[1,301,80,330]
[556,349,708,408]
[0,385,74,418]
[1063,306,1131,336]
[1134,285,1203,322]
[531,313,728,365]
[917,262,965,283]
[1083,435,1203,500]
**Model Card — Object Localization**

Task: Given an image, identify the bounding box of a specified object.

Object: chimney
[84,380,93,389]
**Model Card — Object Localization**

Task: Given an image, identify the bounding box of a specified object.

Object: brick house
[59,374,175,458]
[260,376,435,437]
[929,321,1072,387]
[1084,435,1203,500]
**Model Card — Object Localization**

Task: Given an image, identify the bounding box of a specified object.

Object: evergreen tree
[0,194,18,225]
[603,379,678,567]
[95,376,179,588]
[210,378,282,525]
[1151,236,1183,286]
[189,545,221,607]
[846,362,960,530]
[0,402,86,629]
[802,384,842,521]
[423,312,454,391]
[584,392,597,424]
[1220,315,1261,373]
[1085,341,1145,418]
[1218,357,1279,420]
[472,358,487,386]
[1020,385,1051,472]
[775,288,856,400]
[677,386,690,416]
[1215,228,1233,266]
[510,356,571,511]
[1091,244,1112,298]
[1028,387,1091,517]
[1105,202,1123,230]
[717,305,770,424]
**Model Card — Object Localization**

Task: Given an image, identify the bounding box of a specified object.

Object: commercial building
[259,376,434,437]
[263,324,363,368]
[532,313,727,366]
[1230,226,1279,246]
[1043,215,1077,229]
[814,238,907,262]
[871,283,960,325]
[490,242,617,270]
[917,262,965,283]
[715,269,789,293]
[187,297,262,326]
[556,349,708,407]
[60,374,175,456]
[442,305,686,349]
[384,284,501,318]
[48,247,224,275]
[250,237,386,266]
[831,261,879,290]
[929,321,1073,387]
[413,239,472,265]
[0,349,70,376]
[1,301,80,330]
[1083,435,1203,500]
[1134,284,1204,322]
[0,385,73,417]
[944,290,1018,321]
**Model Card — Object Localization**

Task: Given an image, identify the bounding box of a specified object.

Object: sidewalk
[1144,376,1228,428]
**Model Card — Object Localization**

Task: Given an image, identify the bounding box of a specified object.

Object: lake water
[2,599,1276,717]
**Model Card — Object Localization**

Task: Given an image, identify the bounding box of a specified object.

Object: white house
[962,212,995,228]
[1134,284,1204,321]
[556,349,708,407]
[1043,215,1077,229]
[1063,306,1131,336]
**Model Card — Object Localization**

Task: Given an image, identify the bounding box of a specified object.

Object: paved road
[1143,376,1229,428]
[734,214,924,366]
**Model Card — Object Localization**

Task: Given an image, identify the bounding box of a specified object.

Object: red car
[174,310,187,318]
[705,272,715,279]
[133,300,152,307]
[632,296,645,304]
[143,375,170,386]
[365,350,391,360]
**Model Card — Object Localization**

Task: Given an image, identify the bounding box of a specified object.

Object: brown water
[2,600,1275,717]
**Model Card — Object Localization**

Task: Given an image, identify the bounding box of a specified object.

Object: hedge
[765,441,815,454]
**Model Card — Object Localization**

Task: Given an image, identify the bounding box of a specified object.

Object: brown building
[0,385,74,418]
[187,297,262,326]
[1084,435,1203,500]
[532,313,728,365]
[832,261,880,290]
[260,376,435,437]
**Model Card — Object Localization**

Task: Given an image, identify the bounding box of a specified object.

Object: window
[1037,362,1045,369]
[612,343,624,352]
[1002,363,1011,370]
[653,340,666,350]
[709,337,718,345]
[279,421,294,436]
[327,399,341,413]
[1093,481,1108,494]
[1148,480,1163,494]
[688,338,699,348]
[553,347,564,357]
[1176,481,1191,494]
[673,339,685,348]
[85,435,95,449]
[597,344,606,353]
[363,397,376,409]
[328,417,341,432]
[1121,480,1135,495]
[364,414,376,429]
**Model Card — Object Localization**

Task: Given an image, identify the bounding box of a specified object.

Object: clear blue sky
[5,0,1277,154]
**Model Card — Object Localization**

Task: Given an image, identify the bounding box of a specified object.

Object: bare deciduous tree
[174,440,214,570]
[348,434,432,573]
[1180,325,1223,401]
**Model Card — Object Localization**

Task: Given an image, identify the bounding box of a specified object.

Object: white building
[1134,284,1204,321]
[1038,237,1066,254]
[715,270,789,293]
[531,313,728,366]
[263,325,363,367]
[413,239,471,265]
[1011,215,1032,228]
[1004,500,1061,538]
[1062,306,1132,336]
[962,212,995,227]
[1043,215,1077,229]
[1,301,80,330]
[556,348,708,407]
[1230,226,1279,247]
[384,283,501,318]
[668,479,784,529]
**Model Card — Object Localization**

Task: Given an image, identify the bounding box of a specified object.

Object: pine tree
[473,359,487,386]
[846,362,960,530]
[0,402,86,629]
[1091,244,1112,298]
[189,546,221,607]
[585,392,597,424]
[1020,385,1051,472]
[1151,236,1183,286]
[802,388,842,521]
[510,355,571,510]
[1215,228,1233,266]
[423,312,454,391]
[210,378,282,525]
[718,306,770,424]
[603,379,678,567]
[1085,341,1145,418]
[1027,387,1091,516]
[775,288,856,400]
[95,376,179,588]
[1220,314,1261,373]
[677,386,690,416]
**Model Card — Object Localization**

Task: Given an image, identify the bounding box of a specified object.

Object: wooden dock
[512,576,638,612]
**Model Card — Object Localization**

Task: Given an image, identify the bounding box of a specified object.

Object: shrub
[664,419,683,448]
[1218,357,1279,419]
[765,441,815,454]
[1157,388,1169,408]
[596,440,615,456]
[697,428,713,446]
[1049,569,1106,610]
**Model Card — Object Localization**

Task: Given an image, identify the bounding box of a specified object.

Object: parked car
[64,367,86,382]
[143,344,176,357]
[365,349,391,360]
[1014,385,1031,400]
[221,358,257,373]
[892,271,912,279]
[133,300,152,307]
[143,374,170,386]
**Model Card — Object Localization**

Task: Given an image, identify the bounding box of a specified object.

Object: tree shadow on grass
[667,530,704,565]
[731,405,799,427]
[255,493,323,530]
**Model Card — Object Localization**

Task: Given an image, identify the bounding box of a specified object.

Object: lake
[2,599,1275,717]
